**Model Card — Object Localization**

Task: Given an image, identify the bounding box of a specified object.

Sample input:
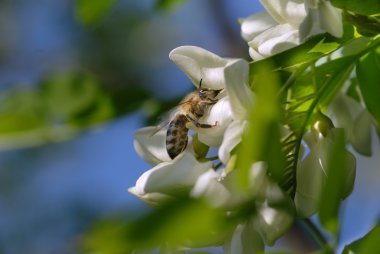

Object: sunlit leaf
[356,47,380,133]
[76,0,116,25]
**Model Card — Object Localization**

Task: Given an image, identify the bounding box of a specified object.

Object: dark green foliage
[356,46,380,133]
[331,0,380,16]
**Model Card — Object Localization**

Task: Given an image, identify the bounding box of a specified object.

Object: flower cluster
[240,0,343,60]
[129,0,360,253]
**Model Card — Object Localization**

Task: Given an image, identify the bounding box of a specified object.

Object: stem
[302,218,333,253]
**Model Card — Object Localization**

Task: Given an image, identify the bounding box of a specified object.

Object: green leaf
[331,0,380,16]
[76,0,116,25]
[356,48,380,133]
[41,73,115,125]
[238,62,284,187]
[0,89,46,134]
[318,129,349,234]
[82,198,228,253]
[0,73,122,150]
[343,224,380,254]
[344,13,380,37]
[155,0,186,11]
[249,35,343,79]
[192,133,209,159]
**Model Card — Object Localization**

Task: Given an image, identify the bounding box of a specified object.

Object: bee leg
[186,114,218,128]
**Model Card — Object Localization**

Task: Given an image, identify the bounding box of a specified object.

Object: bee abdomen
[166,115,189,159]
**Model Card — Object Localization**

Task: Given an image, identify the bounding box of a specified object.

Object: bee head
[198,79,224,101]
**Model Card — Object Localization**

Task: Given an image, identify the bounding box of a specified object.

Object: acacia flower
[295,128,356,217]
[129,126,212,206]
[192,162,294,252]
[130,46,254,205]
[328,93,373,156]
[240,0,343,60]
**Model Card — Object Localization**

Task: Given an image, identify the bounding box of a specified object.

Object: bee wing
[150,97,193,137]
[149,107,179,137]
[150,118,171,137]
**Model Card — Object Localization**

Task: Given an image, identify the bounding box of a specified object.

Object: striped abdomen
[166,115,189,159]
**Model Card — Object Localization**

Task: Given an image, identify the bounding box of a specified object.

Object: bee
[155,79,223,159]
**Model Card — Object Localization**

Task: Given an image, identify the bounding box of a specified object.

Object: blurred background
[0,0,379,253]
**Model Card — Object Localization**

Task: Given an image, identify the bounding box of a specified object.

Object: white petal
[134,126,171,165]
[319,1,343,38]
[191,170,232,208]
[133,152,212,195]
[224,59,254,119]
[249,47,265,61]
[253,183,294,246]
[197,97,234,147]
[259,0,307,27]
[169,46,233,90]
[295,139,328,217]
[295,128,357,217]
[328,94,372,155]
[128,187,174,206]
[224,222,264,254]
[299,8,325,41]
[249,24,300,59]
[240,12,277,42]
[219,121,247,164]
[351,110,372,156]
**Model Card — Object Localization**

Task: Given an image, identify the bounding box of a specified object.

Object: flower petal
[224,58,254,119]
[351,109,372,156]
[299,8,325,41]
[249,24,300,59]
[169,46,233,90]
[240,12,277,42]
[191,169,232,208]
[259,0,307,27]
[319,1,343,38]
[253,183,295,246]
[219,120,247,164]
[128,187,174,206]
[133,152,212,196]
[224,221,264,254]
[197,97,234,147]
[328,94,372,155]
[134,126,171,165]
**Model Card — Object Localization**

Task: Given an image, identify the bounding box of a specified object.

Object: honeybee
[155,79,223,159]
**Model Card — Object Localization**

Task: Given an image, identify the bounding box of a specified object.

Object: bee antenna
[199,78,203,89]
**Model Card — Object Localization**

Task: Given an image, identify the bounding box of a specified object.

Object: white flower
[300,0,343,41]
[129,127,212,205]
[131,46,255,205]
[295,128,356,217]
[240,0,343,60]
[192,162,294,251]
[224,221,264,254]
[328,93,373,156]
